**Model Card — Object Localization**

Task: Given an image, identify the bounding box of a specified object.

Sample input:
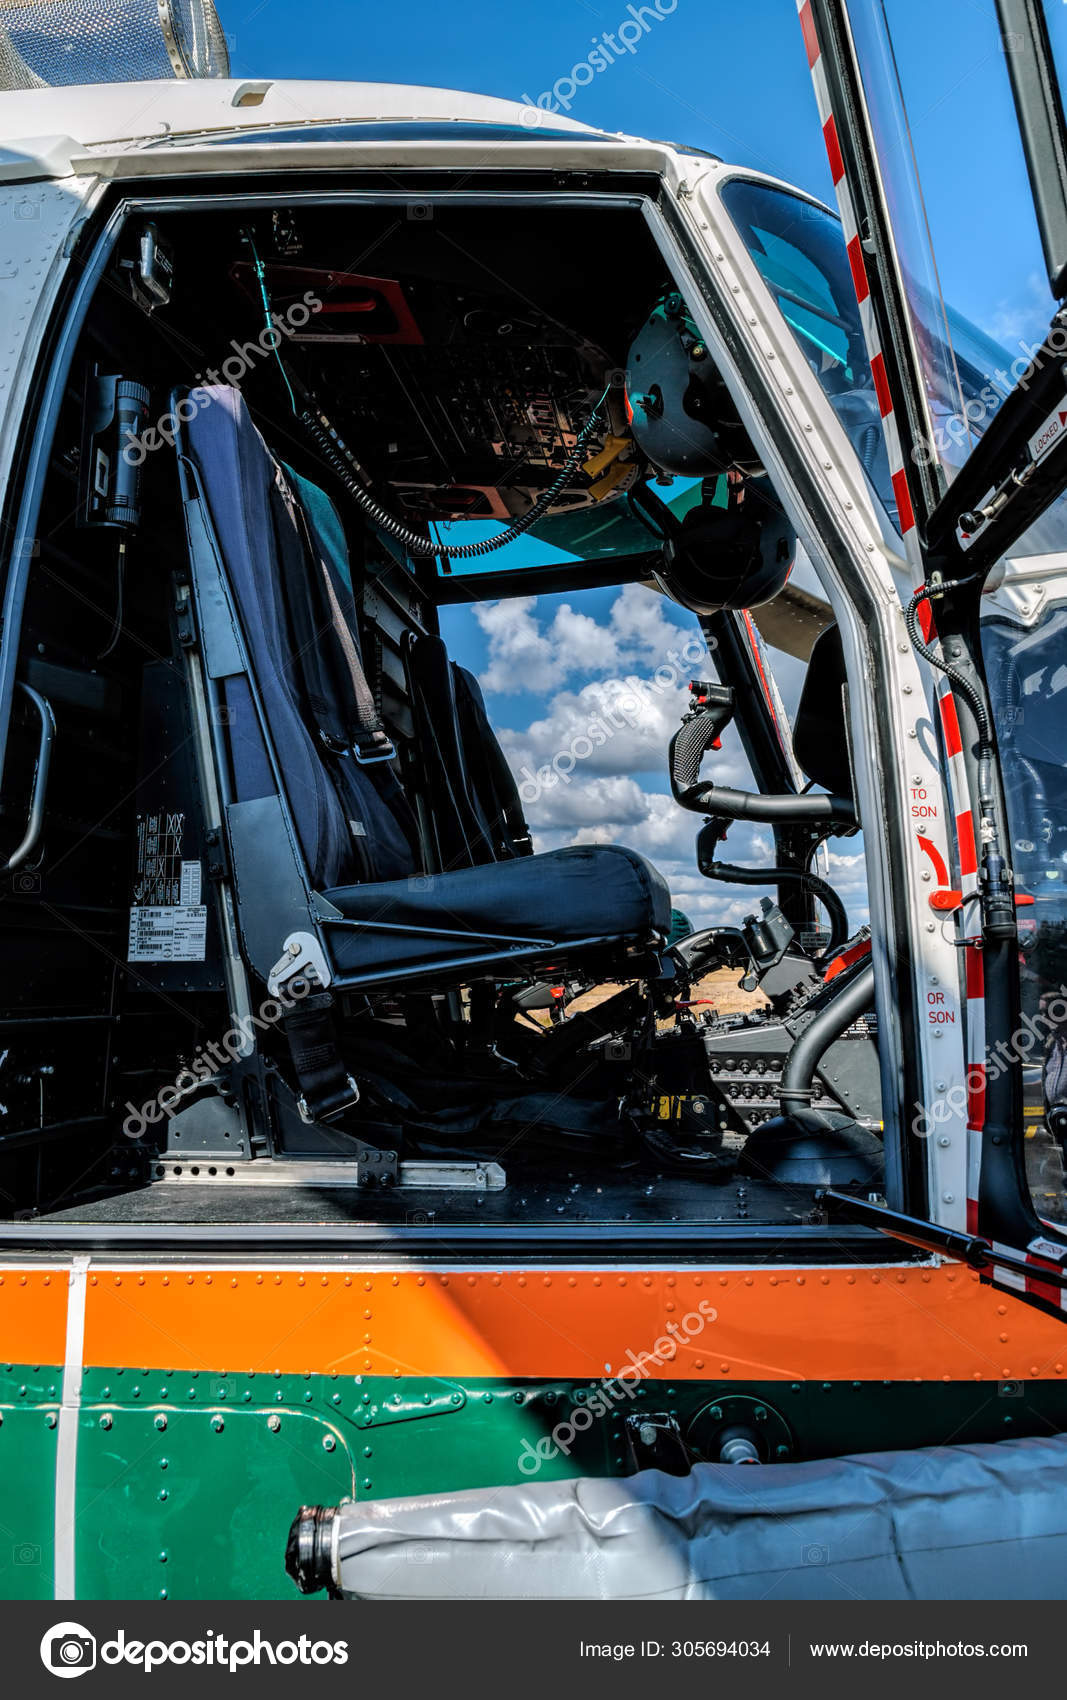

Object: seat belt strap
[282,990,361,1123]
[314,521,395,763]
[287,478,395,764]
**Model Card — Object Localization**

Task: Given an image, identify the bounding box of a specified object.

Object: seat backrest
[182,387,419,890]
[406,633,532,870]
[452,664,532,860]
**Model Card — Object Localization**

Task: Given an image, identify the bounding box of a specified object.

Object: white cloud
[546,603,620,675]
[476,583,702,696]
[572,790,693,858]
[605,580,687,658]
[501,675,718,788]
[526,774,652,830]
[474,596,567,695]
[823,843,870,919]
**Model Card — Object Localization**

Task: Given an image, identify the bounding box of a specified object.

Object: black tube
[701,860,849,961]
[779,962,876,1109]
[682,781,856,826]
[976,933,1034,1245]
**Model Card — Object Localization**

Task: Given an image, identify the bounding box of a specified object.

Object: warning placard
[1028,398,1067,465]
[179,859,202,905]
[129,810,208,962]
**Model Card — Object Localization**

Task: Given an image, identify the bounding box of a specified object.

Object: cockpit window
[720,178,897,522]
[721,176,1067,558]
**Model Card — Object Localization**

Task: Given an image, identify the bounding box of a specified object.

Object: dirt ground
[552,967,768,1024]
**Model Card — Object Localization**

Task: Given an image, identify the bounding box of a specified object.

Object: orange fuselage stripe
[0,1265,1060,1384]
[0,1270,68,1365]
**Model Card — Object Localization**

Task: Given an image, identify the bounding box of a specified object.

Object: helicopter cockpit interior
[0,194,886,1233]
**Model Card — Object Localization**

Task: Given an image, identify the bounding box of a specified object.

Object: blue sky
[209,0,1053,932]
[215,0,834,188]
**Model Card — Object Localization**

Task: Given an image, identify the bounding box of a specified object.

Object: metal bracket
[157,1090,250,1160]
[398,1160,505,1191]
[297,1076,359,1125]
[269,930,332,996]
[151,1157,505,1190]
[156,0,189,77]
[354,1386,468,1429]
[623,1411,691,1476]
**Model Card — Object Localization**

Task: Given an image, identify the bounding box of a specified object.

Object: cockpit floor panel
[31,1164,819,1229]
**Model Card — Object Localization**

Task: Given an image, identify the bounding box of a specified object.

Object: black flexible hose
[701,859,849,962]
[905,575,1019,940]
[904,576,992,812]
[779,961,876,1110]
[301,391,610,560]
[684,781,856,825]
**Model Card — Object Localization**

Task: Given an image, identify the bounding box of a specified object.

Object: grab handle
[5,682,55,871]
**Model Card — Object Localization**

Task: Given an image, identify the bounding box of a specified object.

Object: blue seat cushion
[323,844,671,981]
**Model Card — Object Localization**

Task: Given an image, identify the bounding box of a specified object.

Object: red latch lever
[930,890,1034,913]
[929,889,962,912]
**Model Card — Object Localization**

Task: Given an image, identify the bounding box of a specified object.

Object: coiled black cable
[300,389,611,561]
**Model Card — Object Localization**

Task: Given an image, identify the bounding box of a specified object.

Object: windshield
[720,178,896,521]
[718,178,1033,529]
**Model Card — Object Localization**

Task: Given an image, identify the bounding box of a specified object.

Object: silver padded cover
[332,1434,1067,1600]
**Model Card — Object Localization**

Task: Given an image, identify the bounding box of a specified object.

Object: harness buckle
[353,741,395,765]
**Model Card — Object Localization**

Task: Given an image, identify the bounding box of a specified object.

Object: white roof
[0,78,604,152]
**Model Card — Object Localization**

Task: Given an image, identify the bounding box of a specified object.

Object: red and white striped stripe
[799,0,987,1239]
[935,675,981,907]
[1022,1250,1067,1311]
[990,1242,1067,1313]
[797,0,916,542]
